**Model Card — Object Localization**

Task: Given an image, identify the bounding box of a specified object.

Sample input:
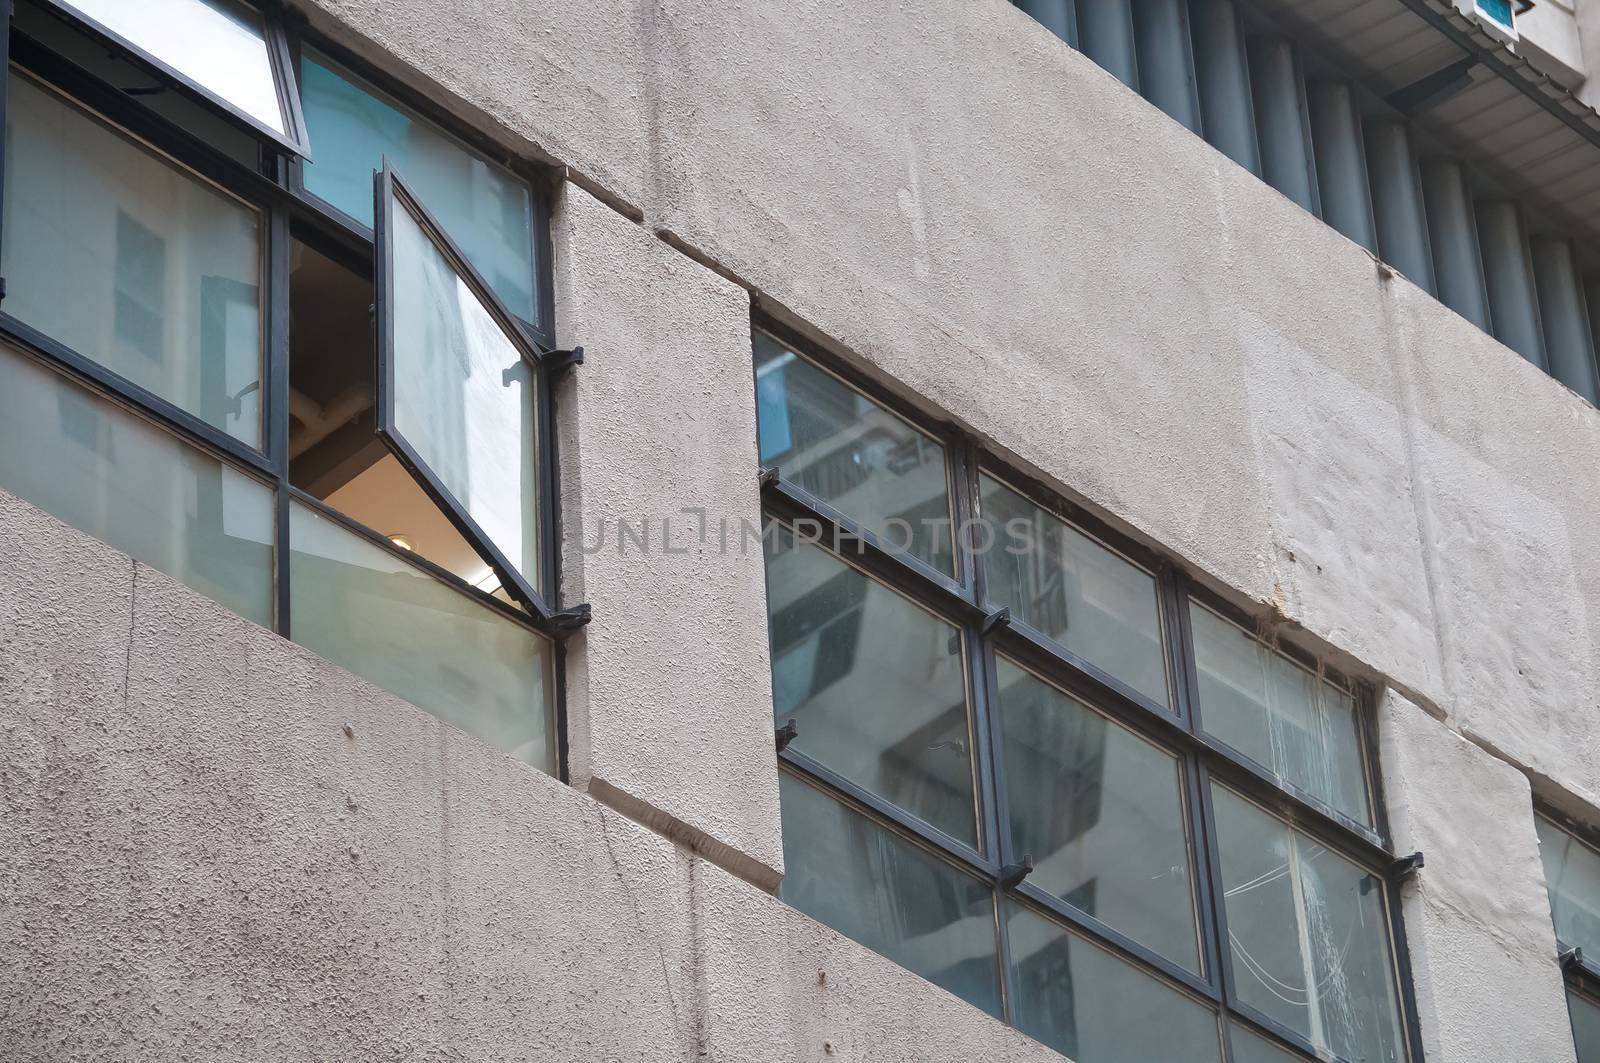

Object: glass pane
[1211,784,1405,1063]
[764,523,977,847]
[1570,989,1600,1063]
[1536,816,1600,955]
[289,502,555,772]
[2,73,264,447]
[1230,1024,1308,1063]
[980,474,1168,705]
[0,344,273,625]
[53,0,286,133]
[389,192,541,598]
[1007,904,1222,1063]
[1191,601,1369,825]
[996,658,1200,971]
[301,50,537,322]
[778,773,1001,1017]
[754,331,953,574]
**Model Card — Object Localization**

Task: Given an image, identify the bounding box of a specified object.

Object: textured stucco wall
[552,181,783,888]
[7,0,1600,1058]
[0,490,1058,1063]
[290,0,1600,817]
[1380,689,1578,1063]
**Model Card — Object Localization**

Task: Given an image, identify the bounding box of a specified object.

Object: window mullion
[266,202,291,636]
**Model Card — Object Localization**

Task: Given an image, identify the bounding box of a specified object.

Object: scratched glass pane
[1212,785,1405,1063]
[1191,600,1370,825]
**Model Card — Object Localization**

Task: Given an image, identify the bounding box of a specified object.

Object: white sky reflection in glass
[53,0,286,134]
[390,194,541,599]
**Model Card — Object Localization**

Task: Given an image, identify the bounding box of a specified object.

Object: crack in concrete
[120,560,138,707]
[596,809,690,1055]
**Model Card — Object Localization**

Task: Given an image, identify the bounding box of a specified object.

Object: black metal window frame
[756,312,1426,1063]
[1535,804,1600,1054]
[0,0,583,775]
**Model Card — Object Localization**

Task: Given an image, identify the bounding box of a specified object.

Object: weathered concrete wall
[291,0,1600,819]
[0,491,1058,1063]
[552,182,784,889]
[1380,689,1578,1063]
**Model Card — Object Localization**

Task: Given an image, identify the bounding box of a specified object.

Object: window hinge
[998,854,1034,890]
[1389,851,1424,880]
[546,345,584,374]
[548,602,592,634]
[1562,946,1585,972]
[980,606,1011,638]
[758,465,780,490]
[775,719,799,754]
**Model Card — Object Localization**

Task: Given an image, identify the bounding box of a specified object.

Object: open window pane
[1535,816,1600,955]
[288,502,556,772]
[754,330,954,575]
[1191,601,1370,826]
[980,474,1168,706]
[46,0,296,143]
[778,772,1002,1017]
[301,49,537,322]
[1006,903,1222,1063]
[2,72,264,447]
[1211,784,1405,1063]
[377,172,543,608]
[0,343,273,626]
[764,522,978,848]
[996,657,1201,972]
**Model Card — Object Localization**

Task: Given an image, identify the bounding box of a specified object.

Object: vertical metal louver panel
[1419,159,1492,331]
[1530,238,1600,403]
[1189,0,1260,175]
[1016,0,1078,47]
[1476,201,1549,370]
[1306,81,1377,253]
[1078,0,1141,89]
[1248,36,1320,215]
[1364,121,1436,294]
[1132,0,1201,133]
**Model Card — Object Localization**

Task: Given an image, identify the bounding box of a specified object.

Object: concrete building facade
[6,0,1600,1060]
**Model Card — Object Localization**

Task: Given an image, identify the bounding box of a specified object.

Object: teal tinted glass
[299,50,537,322]
[778,772,1001,1017]
[1571,989,1600,1063]
[1536,816,1600,955]
[764,522,977,847]
[1007,904,1222,1063]
[2,71,263,446]
[996,657,1200,972]
[289,502,555,772]
[754,330,954,574]
[1212,785,1405,1063]
[980,474,1168,706]
[1191,601,1370,826]
[0,344,274,625]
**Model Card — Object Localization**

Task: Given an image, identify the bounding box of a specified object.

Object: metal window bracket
[758,465,780,489]
[999,854,1034,890]
[1562,946,1585,972]
[0,276,7,303]
[548,602,592,634]
[980,606,1011,638]
[1389,851,1425,880]
[775,719,799,753]
[545,345,584,374]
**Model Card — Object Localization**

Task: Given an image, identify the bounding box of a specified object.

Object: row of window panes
[0,30,556,773]
[0,339,558,771]
[780,759,1402,1062]
[756,327,1373,829]
[757,331,1405,1062]
[1536,815,1600,1062]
